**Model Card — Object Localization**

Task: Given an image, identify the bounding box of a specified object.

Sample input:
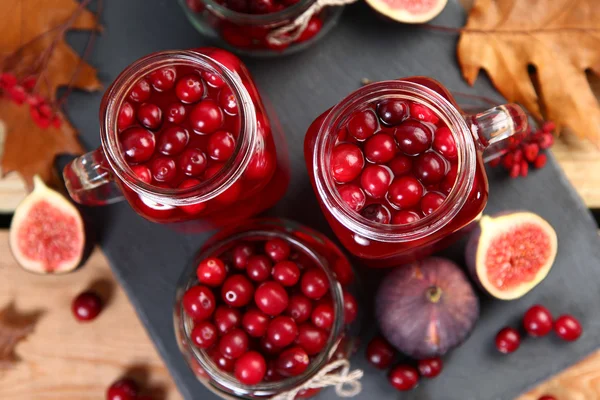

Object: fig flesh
[9,176,85,274]
[375,257,479,359]
[465,211,557,300]
[365,0,448,24]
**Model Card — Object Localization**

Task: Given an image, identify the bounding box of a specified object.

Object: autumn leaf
[0,0,102,187]
[0,303,43,371]
[457,0,600,146]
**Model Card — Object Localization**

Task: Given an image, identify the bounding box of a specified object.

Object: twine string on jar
[271,358,363,400]
[266,0,358,46]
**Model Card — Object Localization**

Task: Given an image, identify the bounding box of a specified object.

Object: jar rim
[312,79,477,243]
[184,0,315,25]
[100,50,257,207]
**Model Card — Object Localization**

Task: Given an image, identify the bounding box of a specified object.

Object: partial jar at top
[181,0,344,56]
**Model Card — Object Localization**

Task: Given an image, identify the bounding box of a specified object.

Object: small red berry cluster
[488,121,555,178]
[0,72,62,129]
[495,304,582,354]
[365,336,442,392]
[106,377,154,400]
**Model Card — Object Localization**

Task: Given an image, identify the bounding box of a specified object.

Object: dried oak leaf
[457,0,600,146]
[0,0,102,187]
[0,303,43,371]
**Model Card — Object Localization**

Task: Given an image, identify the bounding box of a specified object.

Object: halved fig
[9,176,85,274]
[365,0,448,24]
[465,211,557,300]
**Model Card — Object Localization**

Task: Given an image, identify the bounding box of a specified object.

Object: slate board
[63,0,600,399]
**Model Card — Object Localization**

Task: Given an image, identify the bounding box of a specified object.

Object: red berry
[296,17,323,43]
[158,126,189,156]
[420,192,446,215]
[296,323,328,355]
[523,142,540,162]
[286,294,313,323]
[520,159,529,177]
[538,395,557,400]
[179,148,207,177]
[377,99,408,126]
[106,378,138,400]
[267,316,298,347]
[255,281,289,316]
[233,243,254,269]
[509,162,521,178]
[235,351,266,385]
[175,75,204,104]
[275,346,310,377]
[300,268,329,299]
[219,328,249,359]
[387,176,423,209]
[534,153,547,169]
[414,151,447,185]
[129,79,151,103]
[189,99,223,135]
[432,127,457,160]
[554,314,582,341]
[131,165,152,184]
[343,291,358,324]
[337,184,366,212]
[330,143,365,183]
[209,347,235,372]
[394,120,433,155]
[272,261,300,286]
[347,110,378,141]
[360,164,392,199]
[72,291,102,322]
[245,150,275,180]
[502,152,515,169]
[242,308,269,338]
[392,210,420,224]
[166,103,187,124]
[523,304,553,337]
[418,357,443,378]
[218,86,238,115]
[221,275,254,307]
[538,132,554,149]
[178,179,206,215]
[150,157,177,183]
[409,102,439,123]
[120,127,156,163]
[149,67,177,91]
[265,238,291,262]
[388,365,419,391]
[246,255,272,282]
[495,327,521,354]
[183,285,216,320]
[117,102,135,131]
[364,133,397,163]
[388,154,413,176]
[207,130,236,161]
[214,305,242,334]
[311,303,334,330]
[191,321,218,349]
[196,257,227,287]
[249,0,275,13]
[260,337,283,356]
[366,336,395,369]
[360,203,391,224]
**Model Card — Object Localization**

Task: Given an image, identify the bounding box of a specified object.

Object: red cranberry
[311,303,334,330]
[209,347,235,372]
[433,127,457,160]
[197,257,227,287]
[150,157,177,183]
[296,17,323,43]
[201,50,240,88]
[249,0,275,13]
[394,120,433,155]
[418,357,443,378]
[538,396,557,400]
[440,164,458,195]
[296,323,328,355]
[366,336,395,369]
[343,291,358,324]
[179,148,207,177]
[360,203,391,224]
[286,294,313,323]
[235,351,266,385]
[245,150,275,180]
[242,308,269,337]
[178,179,206,215]
[410,102,439,124]
[189,100,224,134]
[523,304,553,337]
[265,238,291,262]
[276,346,310,377]
[118,102,134,131]
[272,261,300,286]
[72,291,102,322]
[364,133,397,163]
[225,0,248,12]
[388,154,413,175]
[218,86,238,115]
[264,359,282,382]
[387,176,423,209]
[175,75,204,104]
[392,210,421,224]
[246,255,272,282]
[221,275,254,307]
[219,328,249,359]
[347,110,378,141]
[260,337,283,356]
[267,316,298,347]
[166,103,187,124]
[255,281,289,316]
[129,79,151,103]
[414,152,447,184]
[131,165,152,184]
[233,243,254,269]
[214,305,242,334]
[330,143,365,183]
[360,165,392,199]
[107,378,138,400]
[495,327,521,353]
[554,315,582,341]
[208,130,236,161]
[183,285,216,320]
[420,192,446,215]
[337,184,366,212]
[377,99,408,125]
[158,126,189,156]
[301,268,329,299]
[149,67,176,91]
[388,365,419,391]
[120,127,156,163]
[191,320,218,349]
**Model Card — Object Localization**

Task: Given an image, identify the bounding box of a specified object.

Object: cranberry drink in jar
[181,0,344,56]
[304,77,529,267]
[174,218,362,399]
[63,49,289,230]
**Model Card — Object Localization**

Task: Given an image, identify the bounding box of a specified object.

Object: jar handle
[62,148,124,205]
[465,103,529,163]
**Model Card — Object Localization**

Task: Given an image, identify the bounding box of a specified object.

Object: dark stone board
[63,0,600,399]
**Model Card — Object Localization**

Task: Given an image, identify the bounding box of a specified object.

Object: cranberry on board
[522,304,553,337]
[365,336,395,369]
[388,365,419,391]
[72,291,103,322]
[106,378,138,400]
[418,357,443,378]
[495,327,521,354]
[554,314,582,341]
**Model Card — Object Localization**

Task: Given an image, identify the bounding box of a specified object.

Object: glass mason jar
[180,0,344,56]
[174,218,362,399]
[304,77,529,267]
[63,48,289,231]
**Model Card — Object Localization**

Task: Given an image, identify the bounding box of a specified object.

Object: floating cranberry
[246,255,272,282]
[221,275,254,307]
[191,320,218,348]
[150,157,177,183]
[242,308,269,337]
[387,176,423,209]
[233,243,254,269]
[179,148,208,177]
[260,337,283,356]
[214,305,242,334]
[330,143,365,183]
[178,181,206,214]
[118,101,135,131]
[120,127,155,163]
[189,100,224,134]
[72,291,102,322]
[218,86,238,115]
[392,210,420,224]
[166,103,187,124]
[311,303,334,330]
[201,51,240,88]
[197,257,227,287]
[296,17,323,43]
[347,110,378,141]
[364,133,397,163]
[208,130,236,161]
[495,327,521,354]
[286,294,313,323]
[175,75,204,104]
[366,336,395,369]
[131,165,152,184]
[255,281,289,316]
[129,79,151,103]
[377,99,408,126]
[410,102,439,124]
[388,154,413,176]
[219,328,249,359]
[440,164,458,195]
[360,203,391,224]
[249,0,275,14]
[296,323,328,355]
[183,285,216,320]
[554,315,582,342]
[523,304,553,337]
[264,359,282,382]
[414,152,447,184]
[265,238,291,262]
[433,127,457,160]
[343,291,358,324]
[158,126,189,156]
[245,150,275,180]
[388,365,419,391]
[338,184,366,212]
[149,67,177,91]
[225,0,249,12]
[418,357,443,378]
[272,261,300,286]
[360,165,392,199]
[107,378,138,400]
[267,316,298,347]
[210,347,235,372]
[421,192,446,215]
[276,346,310,377]
[235,351,267,385]
[301,268,329,299]
[394,120,433,156]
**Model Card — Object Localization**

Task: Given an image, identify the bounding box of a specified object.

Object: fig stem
[426,286,442,303]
